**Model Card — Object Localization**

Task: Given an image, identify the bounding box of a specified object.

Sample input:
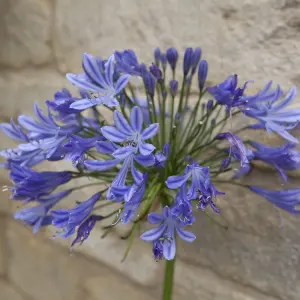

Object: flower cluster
[1,47,300,262]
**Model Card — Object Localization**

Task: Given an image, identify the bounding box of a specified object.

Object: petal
[147,212,164,224]
[166,173,190,189]
[101,126,128,142]
[69,99,100,110]
[131,163,143,183]
[112,146,133,160]
[82,53,109,88]
[115,74,131,94]
[141,123,159,140]
[95,141,118,154]
[163,226,176,260]
[130,106,143,133]
[140,223,166,242]
[84,159,119,171]
[114,111,133,135]
[134,154,155,167]
[176,227,196,243]
[66,73,100,92]
[138,141,155,155]
[104,54,115,86]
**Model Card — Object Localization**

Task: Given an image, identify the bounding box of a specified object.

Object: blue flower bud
[191,47,202,74]
[206,99,214,112]
[198,60,208,91]
[143,71,156,97]
[169,80,178,96]
[183,48,193,76]
[149,63,163,80]
[221,157,231,169]
[154,48,161,65]
[160,53,167,70]
[166,47,179,70]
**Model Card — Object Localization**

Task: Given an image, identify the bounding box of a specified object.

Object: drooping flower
[166,161,218,200]
[51,192,101,240]
[9,165,72,201]
[250,186,300,214]
[101,106,159,155]
[207,75,250,110]
[244,83,299,143]
[115,50,146,76]
[215,132,254,178]
[67,53,130,109]
[14,190,72,233]
[141,206,196,260]
[250,141,300,181]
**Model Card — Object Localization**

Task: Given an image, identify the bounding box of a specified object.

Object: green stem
[162,257,176,300]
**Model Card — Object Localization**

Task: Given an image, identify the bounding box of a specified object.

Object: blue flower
[67,53,130,109]
[171,185,195,225]
[112,173,148,224]
[250,186,300,214]
[71,214,104,247]
[115,50,146,76]
[216,132,253,178]
[166,47,179,71]
[9,165,72,201]
[198,60,208,91]
[14,190,72,233]
[140,206,196,260]
[101,106,159,155]
[154,143,170,168]
[250,141,300,181]
[207,75,250,110]
[243,83,299,143]
[64,135,101,166]
[51,192,101,239]
[166,161,215,200]
[46,88,82,120]
[85,143,154,201]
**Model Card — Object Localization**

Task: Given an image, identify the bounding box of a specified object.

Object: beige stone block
[0,279,27,300]
[0,0,53,68]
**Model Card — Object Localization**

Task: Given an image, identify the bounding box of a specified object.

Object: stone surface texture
[1,0,300,300]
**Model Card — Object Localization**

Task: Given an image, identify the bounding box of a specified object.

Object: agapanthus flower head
[1,45,300,271]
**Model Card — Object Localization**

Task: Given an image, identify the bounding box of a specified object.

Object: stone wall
[1,0,300,299]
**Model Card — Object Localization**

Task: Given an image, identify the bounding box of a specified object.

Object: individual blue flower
[51,192,101,239]
[243,83,299,143]
[115,50,146,76]
[191,48,202,74]
[166,47,179,71]
[166,161,215,200]
[250,141,300,181]
[198,60,208,91]
[112,173,148,224]
[171,185,195,225]
[250,186,300,214]
[215,132,253,178]
[14,190,72,233]
[101,106,159,155]
[207,74,250,110]
[154,143,170,168]
[64,135,102,166]
[67,53,130,109]
[71,214,104,247]
[183,48,193,76]
[141,206,196,260]
[46,88,82,120]
[9,165,72,201]
[197,184,222,214]
[149,63,163,81]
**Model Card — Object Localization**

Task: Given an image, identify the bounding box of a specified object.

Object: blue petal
[104,55,115,86]
[141,123,159,140]
[163,225,176,260]
[134,154,155,167]
[95,141,118,154]
[115,74,131,94]
[66,73,100,92]
[70,98,100,110]
[140,223,166,242]
[130,106,143,133]
[176,227,196,243]
[166,173,190,189]
[114,111,133,135]
[84,159,120,171]
[138,141,155,156]
[112,146,134,160]
[131,163,143,183]
[101,126,127,142]
[147,212,164,224]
